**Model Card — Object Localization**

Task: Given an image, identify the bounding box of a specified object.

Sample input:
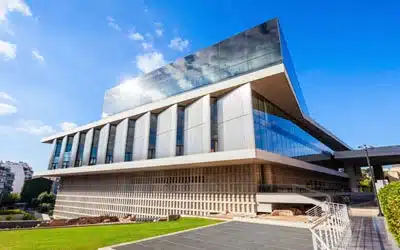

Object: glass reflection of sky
[102,18,309,117]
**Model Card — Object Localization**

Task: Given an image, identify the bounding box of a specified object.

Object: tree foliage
[378,182,400,246]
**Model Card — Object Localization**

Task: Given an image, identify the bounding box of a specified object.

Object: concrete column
[133,112,151,160]
[96,124,110,165]
[82,128,94,166]
[344,166,360,192]
[184,95,211,155]
[47,139,57,170]
[217,83,255,151]
[57,136,68,168]
[373,165,384,180]
[113,118,129,163]
[156,104,178,158]
[69,132,80,168]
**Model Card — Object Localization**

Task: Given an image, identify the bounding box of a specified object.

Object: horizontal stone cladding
[54,165,258,219]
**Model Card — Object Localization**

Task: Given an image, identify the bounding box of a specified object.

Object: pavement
[112,221,313,250]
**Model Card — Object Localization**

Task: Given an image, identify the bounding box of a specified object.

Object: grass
[0,217,220,250]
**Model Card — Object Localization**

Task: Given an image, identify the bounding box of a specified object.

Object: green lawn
[0,217,220,250]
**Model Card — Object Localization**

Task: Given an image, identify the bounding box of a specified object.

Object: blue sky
[0,0,399,173]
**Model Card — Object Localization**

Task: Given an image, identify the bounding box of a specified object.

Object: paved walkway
[112,221,313,250]
[349,217,397,250]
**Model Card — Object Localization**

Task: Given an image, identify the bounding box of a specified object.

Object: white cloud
[0,103,17,116]
[168,37,189,51]
[141,42,152,50]
[128,31,144,41]
[59,122,77,131]
[107,16,120,31]
[15,119,55,135]
[31,49,44,62]
[136,51,166,73]
[0,91,15,102]
[0,40,16,60]
[0,0,32,22]
[155,22,163,37]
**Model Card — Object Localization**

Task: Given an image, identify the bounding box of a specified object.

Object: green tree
[37,192,55,204]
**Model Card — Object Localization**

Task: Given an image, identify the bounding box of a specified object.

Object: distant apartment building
[0,165,15,194]
[0,161,33,194]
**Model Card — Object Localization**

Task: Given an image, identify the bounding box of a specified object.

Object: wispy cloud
[0,103,17,116]
[0,91,15,102]
[128,31,144,41]
[155,22,163,37]
[59,121,78,131]
[0,40,16,60]
[32,49,44,62]
[107,16,121,31]
[0,0,32,22]
[169,37,189,51]
[15,119,55,135]
[141,42,153,50]
[136,51,166,73]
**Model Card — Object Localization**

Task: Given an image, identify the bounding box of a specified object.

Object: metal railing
[306,202,352,250]
[257,184,332,202]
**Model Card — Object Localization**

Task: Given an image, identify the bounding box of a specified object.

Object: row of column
[48,83,256,170]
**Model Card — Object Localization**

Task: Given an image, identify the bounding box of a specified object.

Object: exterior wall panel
[47,139,57,170]
[96,124,110,165]
[156,104,177,158]
[69,132,80,168]
[184,95,210,155]
[82,128,94,166]
[133,112,151,160]
[217,83,255,151]
[113,118,129,163]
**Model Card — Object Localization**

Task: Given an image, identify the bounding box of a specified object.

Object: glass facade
[252,91,332,157]
[106,124,117,163]
[124,119,135,161]
[176,106,185,156]
[89,129,100,165]
[51,139,63,169]
[103,19,283,116]
[75,132,86,167]
[62,136,74,168]
[148,114,158,159]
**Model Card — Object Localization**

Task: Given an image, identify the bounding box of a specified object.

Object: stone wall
[54,165,258,219]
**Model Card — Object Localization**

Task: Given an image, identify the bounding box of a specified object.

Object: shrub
[22,212,36,220]
[0,209,23,215]
[38,203,53,213]
[378,182,400,245]
[5,215,12,221]
[37,192,55,204]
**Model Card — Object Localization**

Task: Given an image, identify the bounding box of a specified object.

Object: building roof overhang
[34,149,348,178]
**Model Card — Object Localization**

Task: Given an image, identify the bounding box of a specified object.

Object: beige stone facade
[54,163,349,219]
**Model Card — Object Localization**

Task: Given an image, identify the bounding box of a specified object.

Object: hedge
[378,182,400,246]
[0,209,23,215]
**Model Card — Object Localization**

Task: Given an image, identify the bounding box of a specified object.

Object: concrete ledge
[233,216,309,229]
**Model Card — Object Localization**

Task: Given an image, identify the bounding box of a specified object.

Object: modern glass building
[37,18,361,219]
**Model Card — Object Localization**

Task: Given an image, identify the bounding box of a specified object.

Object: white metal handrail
[306,202,352,250]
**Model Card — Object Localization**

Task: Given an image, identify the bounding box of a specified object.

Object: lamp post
[358,144,383,216]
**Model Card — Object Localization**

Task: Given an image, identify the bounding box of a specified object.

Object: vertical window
[89,128,100,165]
[106,124,117,164]
[124,119,135,161]
[51,139,63,169]
[148,113,158,159]
[75,133,86,167]
[210,97,218,152]
[62,136,74,168]
[176,106,185,156]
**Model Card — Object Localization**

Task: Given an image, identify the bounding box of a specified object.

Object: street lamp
[358,144,383,216]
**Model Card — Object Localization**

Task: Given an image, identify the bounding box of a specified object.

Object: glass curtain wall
[62,136,74,168]
[51,139,63,169]
[106,124,117,163]
[148,114,158,159]
[176,106,185,156]
[75,133,86,167]
[89,128,100,165]
[252,91,332,157]
[125,120,135,161]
